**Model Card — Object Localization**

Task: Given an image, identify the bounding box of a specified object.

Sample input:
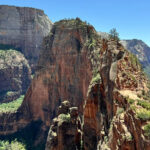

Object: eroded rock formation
[46,101,81,150]
[83,40,150,150]
[20,19,95,126]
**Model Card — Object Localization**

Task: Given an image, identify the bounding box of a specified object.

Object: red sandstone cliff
[83,40,150,150]
[20,19,95,126]
[0,19,94,148]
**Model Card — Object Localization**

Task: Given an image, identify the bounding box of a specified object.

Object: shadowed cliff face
[0,5,52,72]
[0,50,31,102]
[20,19,94,126]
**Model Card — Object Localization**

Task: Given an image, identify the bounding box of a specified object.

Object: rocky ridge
[46,101,81,150]
[83,39,150,150]
[98,32,150,78]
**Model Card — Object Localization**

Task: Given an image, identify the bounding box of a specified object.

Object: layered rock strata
[0,5,53,71]
[19,19,95,126]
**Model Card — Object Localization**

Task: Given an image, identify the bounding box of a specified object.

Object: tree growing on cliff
[109,28,120,41]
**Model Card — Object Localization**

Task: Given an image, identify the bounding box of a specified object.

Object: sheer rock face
[83,40,125,150]
[20,20,93,126]
[0,5,52,71]
[0,50,31,102]
[45,101,81,150]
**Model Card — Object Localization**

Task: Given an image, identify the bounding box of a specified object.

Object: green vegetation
[137,89,150,101]
[0,139,26,150]
[91,73,101,85]
[137,108,150,121]
[109,28,119,41]
[0,49,17,56]
[0,49,23,64]
[116,107,124,115]
[126,95,150,121]
[126,135,133,141]
[130,104,136,112]
[0,120,45,150]
[88,38,96,49]
[0,91,15,99]
[128,52,141,69]
[143,123,150,139]
[127,98,135,104]
[122,70,137,82]
[85,26,98,52]
[54,17,91,29]
[58,113,71,122]
[31,74,34,79]
[88,71,101,94]
[137,100,150,110]
[0,95,24,113]
[5,91,14,97]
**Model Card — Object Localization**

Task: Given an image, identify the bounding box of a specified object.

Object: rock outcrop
[83,40,150,150]
[0,49,31,102]
[98,32,150,77]
[19,19,94,126]
[0,5,53,72]
[46,101,81,150]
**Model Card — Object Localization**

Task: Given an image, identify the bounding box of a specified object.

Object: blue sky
[0,0,150,46]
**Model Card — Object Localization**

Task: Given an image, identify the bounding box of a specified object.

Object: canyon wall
[20,19,95,126]
[0,5,53,71]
